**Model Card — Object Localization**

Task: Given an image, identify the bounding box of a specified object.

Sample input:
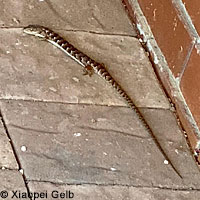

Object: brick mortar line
[172,0,199,39]
[176,41,195,84]
[0,111,32,199]
[28,179,200,191]
[10,122,151,140]
[76,125,151,139]
[172,0,200,81]
[124,0,200,143]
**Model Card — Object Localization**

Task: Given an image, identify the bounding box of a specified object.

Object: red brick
[182,0,200,35]
[138,0,192,77]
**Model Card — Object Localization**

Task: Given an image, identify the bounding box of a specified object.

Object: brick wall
[123,0,200,160]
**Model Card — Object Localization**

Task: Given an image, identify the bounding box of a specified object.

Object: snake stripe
[23,25,182,178]
[27,26,142,112]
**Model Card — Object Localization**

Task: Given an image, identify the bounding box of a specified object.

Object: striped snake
[23,25,182,178]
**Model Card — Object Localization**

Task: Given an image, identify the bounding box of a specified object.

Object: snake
[23,25,182,178]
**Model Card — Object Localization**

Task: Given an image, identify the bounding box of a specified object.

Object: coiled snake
[23,25,182,178]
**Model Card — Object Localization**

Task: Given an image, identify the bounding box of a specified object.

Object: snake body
[23,25,147,124]
[23,25,182,178]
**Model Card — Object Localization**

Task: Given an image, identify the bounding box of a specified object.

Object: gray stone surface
[0,28,169,109]
[0,0,199,197]
[141,108,200,186]
[0,100,199,189]
[0,0,136,36]
[0,119,18,169]
[29,181,200,200]
[0,169,27,200]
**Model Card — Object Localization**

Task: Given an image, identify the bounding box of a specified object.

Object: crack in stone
[45,0,74,26]
[30,152,64,166]
[10,124,61,135]
[77,125,150,139]
[0,26,137,38]
[88,165,121,172]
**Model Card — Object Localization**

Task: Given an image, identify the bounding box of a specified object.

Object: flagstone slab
[0,0,136,36]
[28,181,200,200]
[0,28,169,109]
[0,100,195,189]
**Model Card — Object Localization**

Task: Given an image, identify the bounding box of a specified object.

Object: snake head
[23,25,48,38]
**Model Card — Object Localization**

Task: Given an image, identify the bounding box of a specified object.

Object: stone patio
[0,0,200,199]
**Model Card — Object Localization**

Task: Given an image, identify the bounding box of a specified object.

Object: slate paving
[0,0,200,199]
[0,101,186,186]
[0,28,168,108]
[28,182,200,200]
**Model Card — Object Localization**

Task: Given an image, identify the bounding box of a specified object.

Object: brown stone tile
[28,181,200,200]
[182,0,200,35]
[1,101,181,187]
[137,0,192,77]
[180,46,200,129]
[0,28,169,109]
[0,100,187,188]
[1,100,200,188]
[141,107,199,182]
[0,0,136,36]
